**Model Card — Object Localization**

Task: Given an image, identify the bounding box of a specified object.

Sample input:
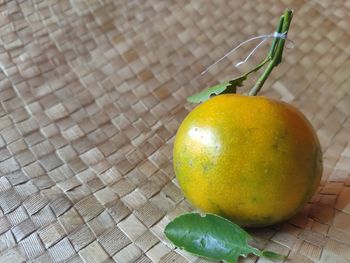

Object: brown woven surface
[0,0,349,262]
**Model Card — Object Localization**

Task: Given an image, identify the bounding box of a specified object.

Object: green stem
[227,57,271,94]
[249,9,293,96]
[244,57,270,77]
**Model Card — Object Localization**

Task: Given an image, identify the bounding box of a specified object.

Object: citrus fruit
[173,94,322,227]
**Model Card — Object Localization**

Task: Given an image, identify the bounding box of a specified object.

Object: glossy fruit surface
[173,94,322,227]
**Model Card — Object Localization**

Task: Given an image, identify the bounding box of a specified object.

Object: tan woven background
[0,0,349,262]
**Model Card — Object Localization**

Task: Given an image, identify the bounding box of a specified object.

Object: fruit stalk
[249,9,293,96]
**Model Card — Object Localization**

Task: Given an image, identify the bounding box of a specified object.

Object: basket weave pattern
[0,0,349,262]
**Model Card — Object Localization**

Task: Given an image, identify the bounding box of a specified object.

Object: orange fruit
[173,94,323,227]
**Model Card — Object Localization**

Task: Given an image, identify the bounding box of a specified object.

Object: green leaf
[164,213,287,262]
[186,75,248,103]
[164,213,260,262]
[261,250,287,261]
[187,57,271,103]
[187,82,230,103]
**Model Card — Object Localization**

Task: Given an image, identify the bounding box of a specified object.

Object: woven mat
[0,0,349,262]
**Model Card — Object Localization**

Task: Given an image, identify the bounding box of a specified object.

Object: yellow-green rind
[173,94,323,227]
